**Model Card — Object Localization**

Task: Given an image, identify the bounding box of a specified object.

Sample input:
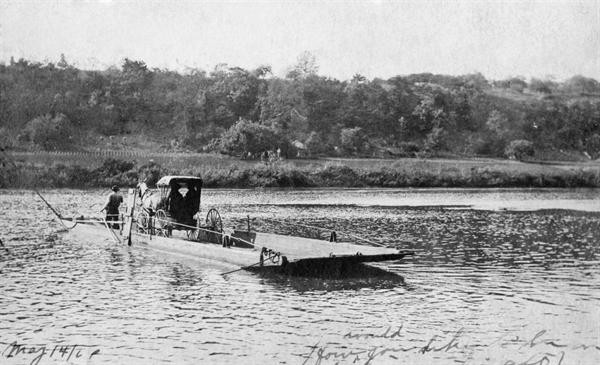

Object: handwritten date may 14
[1,341,100,365]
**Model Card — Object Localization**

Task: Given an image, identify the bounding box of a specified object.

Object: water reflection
[168,265,204,288]
[246,264,406,292]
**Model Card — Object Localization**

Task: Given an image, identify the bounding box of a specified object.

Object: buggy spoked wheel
[136,210,150,233]
[155,209,172,237]
[206,208,223,244]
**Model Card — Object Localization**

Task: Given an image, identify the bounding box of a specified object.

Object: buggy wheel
[136,210,150,233]
[206,208,223,244]
[155,209,171,237]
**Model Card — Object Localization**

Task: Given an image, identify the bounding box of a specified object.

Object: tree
[286,51,319,79]
[461,73,489,90]
[494,77,528,92]
[412,93,452,135]
[194,123,225,147]
[562,75,600,95]
[340,127,366,155]
[585,134,600,159]
[112,58,154,125]
[424,127,446,154]
[486,110,510,137]
[218,118,283,156]
[529,78,553,94]
[0,127,14,149]
[252,65,272,78]
[24,113,73,150]
[386,77,421,140]
[452,88,475,131]
[56,53,70,69]
[481,109,513,156]
[305,131,327,156]
[340,78,390,134]
[508,77,527,93]
[300,75,344,138]
[258,78,306,137]
[137,160,163,187]
[207,65,262,124]
[505,139,534,160]
[119,58,153,95]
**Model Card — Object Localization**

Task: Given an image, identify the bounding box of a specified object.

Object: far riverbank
[1,153,599,189]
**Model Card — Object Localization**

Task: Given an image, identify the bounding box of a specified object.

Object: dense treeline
[1,55,600,160]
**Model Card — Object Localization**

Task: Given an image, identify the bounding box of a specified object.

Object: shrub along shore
[1,158,599,189]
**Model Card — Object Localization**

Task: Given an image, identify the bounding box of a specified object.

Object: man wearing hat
[101,185,124,229]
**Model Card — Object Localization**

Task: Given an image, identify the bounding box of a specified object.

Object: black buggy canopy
[156,175,203,189]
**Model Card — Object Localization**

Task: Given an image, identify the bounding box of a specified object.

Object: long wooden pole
[1,148,67,228]
[121,189,136,246]
[221,261,263,276]
[102,218,122,244]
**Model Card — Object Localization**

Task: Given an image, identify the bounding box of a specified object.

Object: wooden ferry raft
[59,176,413,277]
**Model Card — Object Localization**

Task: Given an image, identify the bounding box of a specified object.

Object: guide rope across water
[262,216,388,247]
[148,215,259,248]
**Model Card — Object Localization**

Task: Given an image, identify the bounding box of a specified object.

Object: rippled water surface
[1,188,599,364]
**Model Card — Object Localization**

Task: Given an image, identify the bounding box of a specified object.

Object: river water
[1,188,599,365]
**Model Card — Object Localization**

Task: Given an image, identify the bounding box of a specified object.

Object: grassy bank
[1,154,599,189]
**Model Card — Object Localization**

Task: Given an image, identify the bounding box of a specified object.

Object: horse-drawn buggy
[136,176,223,243]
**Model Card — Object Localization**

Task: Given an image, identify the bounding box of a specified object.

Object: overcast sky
[1,0,598,81]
